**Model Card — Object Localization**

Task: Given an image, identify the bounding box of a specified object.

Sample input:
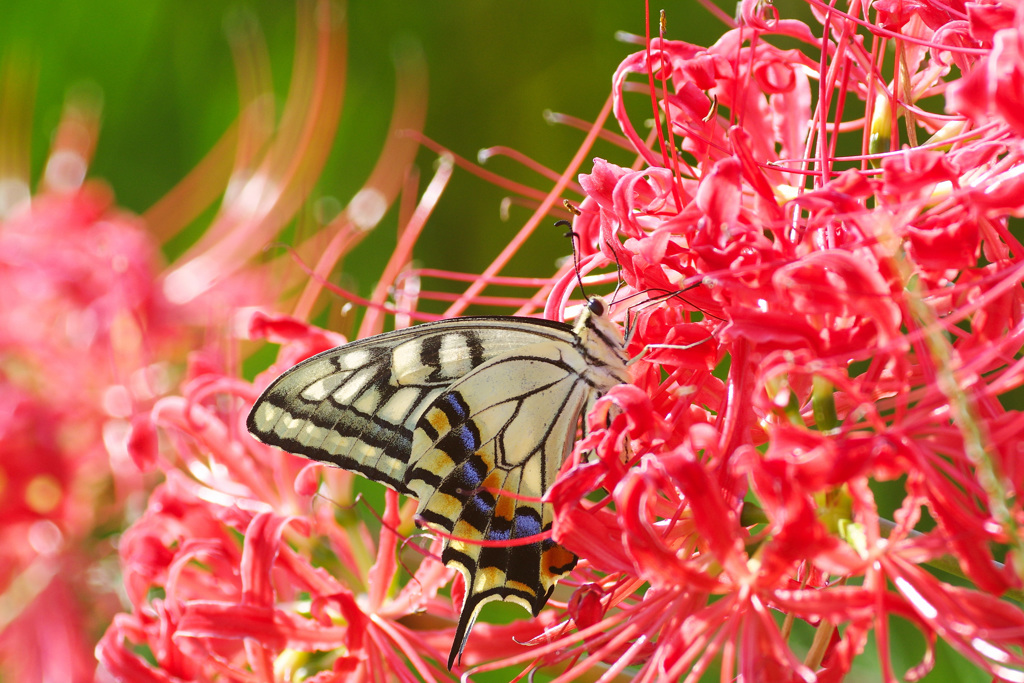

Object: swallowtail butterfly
[246,297,630,668]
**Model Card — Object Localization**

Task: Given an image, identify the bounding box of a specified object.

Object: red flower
[0,179,165,683]
[531,0,1024,679]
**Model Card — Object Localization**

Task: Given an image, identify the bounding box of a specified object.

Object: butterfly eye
[587,297,605,316]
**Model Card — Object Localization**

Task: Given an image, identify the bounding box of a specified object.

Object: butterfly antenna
[603,238,634,336]
[604,239,625,305]
[555,219,588,300]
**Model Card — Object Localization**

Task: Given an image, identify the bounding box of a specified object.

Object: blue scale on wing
[403,392,477,491]
[414,451,487,532]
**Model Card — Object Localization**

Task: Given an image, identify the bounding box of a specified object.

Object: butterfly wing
[247,317,579,492]
[402,340,596,668]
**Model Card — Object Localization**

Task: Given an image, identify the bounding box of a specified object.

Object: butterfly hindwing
[247,301,630,669]
[403,341,596,666]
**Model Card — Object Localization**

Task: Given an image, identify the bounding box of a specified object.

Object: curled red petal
[696,156,742,228]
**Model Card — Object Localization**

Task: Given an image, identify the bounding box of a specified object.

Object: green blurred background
[0,1,991,680]
[3,2,670,309]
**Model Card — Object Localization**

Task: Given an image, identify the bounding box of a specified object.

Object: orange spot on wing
[481,471,504,495]
[427,408,449,433]
[542,545,578,582]
[494,494,517,522]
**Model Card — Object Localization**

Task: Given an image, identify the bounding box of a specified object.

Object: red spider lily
[91,0,477,675]
[0,148,167,683]
[523,0,1024,681]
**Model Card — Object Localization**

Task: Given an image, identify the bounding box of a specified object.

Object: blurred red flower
[0,162,167,683]
[0,1,424,680]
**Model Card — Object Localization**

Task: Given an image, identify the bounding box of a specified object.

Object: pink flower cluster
[534,0,1024,680]
[0,172,170,681]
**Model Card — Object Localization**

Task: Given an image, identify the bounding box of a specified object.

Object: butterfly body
[247,298,628,667]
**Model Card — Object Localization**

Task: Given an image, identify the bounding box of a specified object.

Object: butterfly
[246,296,630,668]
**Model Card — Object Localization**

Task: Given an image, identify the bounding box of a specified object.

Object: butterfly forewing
[246,302,629,669]
[249,319,575,489]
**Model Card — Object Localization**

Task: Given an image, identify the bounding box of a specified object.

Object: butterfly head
[572,296,631,388]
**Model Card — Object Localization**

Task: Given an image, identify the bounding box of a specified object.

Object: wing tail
[448,587,486,669]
